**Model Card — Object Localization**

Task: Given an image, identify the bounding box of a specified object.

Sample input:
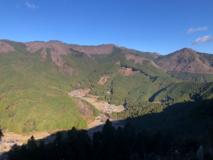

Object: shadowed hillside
[2,99,213,160]
[1,39,213,135]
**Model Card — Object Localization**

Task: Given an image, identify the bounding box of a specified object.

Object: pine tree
[28,135,37,150]
[101,119,117,160]
[0,126,4,140]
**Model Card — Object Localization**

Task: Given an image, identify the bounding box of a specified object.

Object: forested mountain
[157,48,213,82]
[1,39,213,137]
[8,119,213,160]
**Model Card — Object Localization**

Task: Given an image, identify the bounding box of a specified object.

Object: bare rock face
[25,41,79,76]
[125,54,159,68]
[25,42,115,65]
[118,67,140,76]
[152,52,161,59]
[63,64,79,77]
[98,76,110,84]
[24,42,119,76]
[69,44,115,56]
[25,41,71,67]
[73,98,94,120]
[158,48,213,74]
[120,46,161,59]
[0,41,15,53]
[115,61,120,65]
[4,39,213,76]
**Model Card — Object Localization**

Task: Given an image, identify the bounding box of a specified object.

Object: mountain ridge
[1,39,213,133]
[1,40,213,77]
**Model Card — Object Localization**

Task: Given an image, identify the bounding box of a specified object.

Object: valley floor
[0,89,126,153]
[69,89,126,137]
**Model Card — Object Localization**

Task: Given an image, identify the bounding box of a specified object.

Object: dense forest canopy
[7,118,213,160]
[1,40,213,148]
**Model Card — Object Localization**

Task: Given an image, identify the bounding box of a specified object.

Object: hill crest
[1,40,213,76]
[157,48,213,74]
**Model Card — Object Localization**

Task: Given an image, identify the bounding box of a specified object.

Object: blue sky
[0,0,213,55]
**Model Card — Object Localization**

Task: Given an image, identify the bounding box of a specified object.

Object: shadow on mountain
[0,119,127,159]
[1,100,212,159]
[148,87,167,102]
[129,100,213,138]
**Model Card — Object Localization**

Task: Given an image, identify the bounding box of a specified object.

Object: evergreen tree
[0,126,3,141]
[136,129,153,159]
[28,136,37,150]
[8,144,20,160]
[115,126,126,160]
[27,135,38,160]
[123,122,136,159]
[54,131,63,145]
[37,140,47,160]
[92,131,103,160]
[152,131,164,156]
[101,119,117,160]
[53,132,64,160]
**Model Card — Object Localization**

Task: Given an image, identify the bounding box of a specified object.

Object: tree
[54,132,63,145]
[28,135,37,150]
[8,144,20,160]
[101,119,117,160]
[152,131,164,156]
[123,123,136,159]
[0,126,4,141]
[67,127,77,141]
[115,127,126,160]
[92,131,103,160]
[54,132,64,160]
[136,129,153,159]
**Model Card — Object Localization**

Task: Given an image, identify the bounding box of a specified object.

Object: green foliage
[167,71,213,82]
[197,52,213,64]
[188,55,196,63]
[200,56,206,63]
[1,40,27,53]
[1,41,213,138]
[8,120,212,160]
[98,96,104,100]
[112,112,118,119]
[76,98,100,117]
[119,100,213,138]
[0,127,3,140]
[108,75,178,104]
[88,48,123,83]
[90,85,107,96]
[120,58,156,77]
[123,50,158,63]
[157,50,178,61]
[152,82,213,102]
[0,45,100,133]
[62,49,99,78]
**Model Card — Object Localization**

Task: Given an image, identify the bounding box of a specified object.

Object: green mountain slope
[1,40,213,137]
[0,41,99,133]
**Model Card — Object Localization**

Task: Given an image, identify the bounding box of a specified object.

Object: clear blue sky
[0,0,213,55]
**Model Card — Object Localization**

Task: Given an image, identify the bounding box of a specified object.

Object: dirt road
[72,91,126,138]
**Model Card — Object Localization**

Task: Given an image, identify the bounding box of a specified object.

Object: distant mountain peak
[179,48,196,53]
[0,41,15,53]
[158,47,213,74]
